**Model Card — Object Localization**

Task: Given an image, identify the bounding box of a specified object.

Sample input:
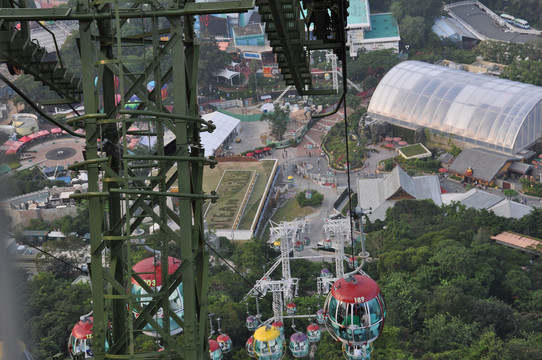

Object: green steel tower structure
[0,0,349,358]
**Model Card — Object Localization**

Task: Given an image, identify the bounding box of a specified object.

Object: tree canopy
[261,104,290,141]
[197,35,233,88]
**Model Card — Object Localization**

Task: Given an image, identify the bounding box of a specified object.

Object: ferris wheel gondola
[289,332,309,358]
[208,339,223,360]
[131,256,184,337]
[252,325,285,360]
[316,309,325,325]
[342,343,373,360]
[68,316,105,359]
[216,333,232,354]
[272,321,285,336]
[306,323,322,343]
[323,274,386,346]
[246,335,256,358]
[286,303,297,316]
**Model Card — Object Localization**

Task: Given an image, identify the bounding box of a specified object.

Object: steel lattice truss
[0,0,350,357]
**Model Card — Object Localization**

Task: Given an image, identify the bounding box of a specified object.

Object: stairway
[0,15,82,104]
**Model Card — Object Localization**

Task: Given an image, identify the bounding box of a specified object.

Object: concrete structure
[346,0,400,57]
[368,61,542,155]
[233,23,265,46]
[10,113,38,136]
[356,166,442,221]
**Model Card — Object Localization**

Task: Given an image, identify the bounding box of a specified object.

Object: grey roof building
[357,166,442,221]
[442,188,533,219]
[448,148,518,184]
[368,61,542,155]
[489,199,533,219]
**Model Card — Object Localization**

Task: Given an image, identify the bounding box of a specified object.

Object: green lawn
[271,197,315,223]
[205,170,254,230]
[237,160,276,229]
[397,143,431,158]
[201,159,278,231]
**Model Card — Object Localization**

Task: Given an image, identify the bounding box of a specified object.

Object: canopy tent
[214,69,240,86]
[19,135,31,143]
[200,111,241,157]
[260,103,274,113]
[50,127,62,134]
[6,142,23,154]
[37,130,50,137]
[0,140,16,150]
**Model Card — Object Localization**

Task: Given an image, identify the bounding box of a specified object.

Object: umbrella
[245,152,254,157]
[384,136,393,142]
[254,149,263,154]
[287,176,293,180]
[385,143,394,148]
[263,147,272,151]
[398,141,408,146]
[393,137,402,142]
[539,154,542,159]
[438,168,448,173]
[125,94,141,110]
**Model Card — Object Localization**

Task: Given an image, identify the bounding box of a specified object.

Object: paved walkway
[17,137,85,170]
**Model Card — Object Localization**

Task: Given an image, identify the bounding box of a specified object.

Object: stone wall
[6,206,79,227]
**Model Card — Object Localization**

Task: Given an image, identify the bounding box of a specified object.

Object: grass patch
[271,197,315,223]
[237,160,276,229]
[199,159,278,231]
[397,143,431,158]
[205,170,254,230]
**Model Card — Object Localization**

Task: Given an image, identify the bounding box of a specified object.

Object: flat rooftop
[347,0,370,27]
[364,13,400,39]
[491,231,542,254]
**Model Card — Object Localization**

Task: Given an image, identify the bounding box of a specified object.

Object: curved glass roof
[368,61,542,154]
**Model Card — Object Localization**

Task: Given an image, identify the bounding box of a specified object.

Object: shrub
[296,190,324,207]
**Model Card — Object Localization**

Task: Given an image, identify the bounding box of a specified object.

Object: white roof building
[368,61,542,155]
[200,111,241,157]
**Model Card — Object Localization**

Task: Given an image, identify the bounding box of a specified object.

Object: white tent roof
[214,69,240,80]
[200,112,241,156]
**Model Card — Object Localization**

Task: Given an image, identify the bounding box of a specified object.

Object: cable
[204,239,263,297]
[19,239,85,273]
[337,0,356,260]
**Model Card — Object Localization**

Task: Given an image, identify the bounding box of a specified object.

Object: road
[447,3,541,43]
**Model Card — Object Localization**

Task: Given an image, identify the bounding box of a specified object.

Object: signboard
[243,52,261,60]
[263,65,280,78]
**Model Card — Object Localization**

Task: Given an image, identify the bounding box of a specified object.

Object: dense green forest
[18,200,542,359]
